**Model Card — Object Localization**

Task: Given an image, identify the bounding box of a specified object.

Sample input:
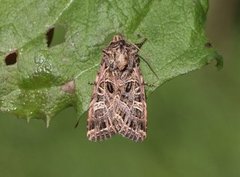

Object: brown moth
[87,34,147,142]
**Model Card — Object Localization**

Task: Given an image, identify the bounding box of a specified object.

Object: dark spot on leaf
[61,80,75,93]
[205,42,212,48]
[46,27,54,47]
[5,50,18,65]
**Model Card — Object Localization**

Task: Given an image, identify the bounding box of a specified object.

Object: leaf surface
[0,0,222,124]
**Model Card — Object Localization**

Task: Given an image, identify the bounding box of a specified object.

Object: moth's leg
[143,82,156,87]
[88,81,96,85]
[139,55,159,79]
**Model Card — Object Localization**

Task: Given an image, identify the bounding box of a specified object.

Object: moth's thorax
[114,49,128,70]
[104,35,138,71]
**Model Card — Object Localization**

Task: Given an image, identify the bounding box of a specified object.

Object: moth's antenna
[135,38,147,49]
[130,37,159,80]
[139,55,159,79]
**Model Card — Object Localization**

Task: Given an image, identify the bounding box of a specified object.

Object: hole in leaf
[46,25,66,48]
[5,50,18,65]
[205,42,212,48]
[46,27,55,47]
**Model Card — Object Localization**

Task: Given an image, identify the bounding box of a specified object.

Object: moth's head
[103,34,134,71]
[112,34,124,42]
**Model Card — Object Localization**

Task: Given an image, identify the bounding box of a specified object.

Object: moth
[87,34,147,142]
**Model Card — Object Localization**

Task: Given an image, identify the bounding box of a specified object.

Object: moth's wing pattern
[117,67,147,142]
[87,34,147,142]
[87,64,117,141]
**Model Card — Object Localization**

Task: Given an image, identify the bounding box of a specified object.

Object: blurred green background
[1,1,240,177]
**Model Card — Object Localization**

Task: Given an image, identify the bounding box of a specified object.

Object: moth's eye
[106,82,114,93]
[125,82,132,92]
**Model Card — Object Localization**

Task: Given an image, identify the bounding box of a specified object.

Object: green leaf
[0,0,222,125]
